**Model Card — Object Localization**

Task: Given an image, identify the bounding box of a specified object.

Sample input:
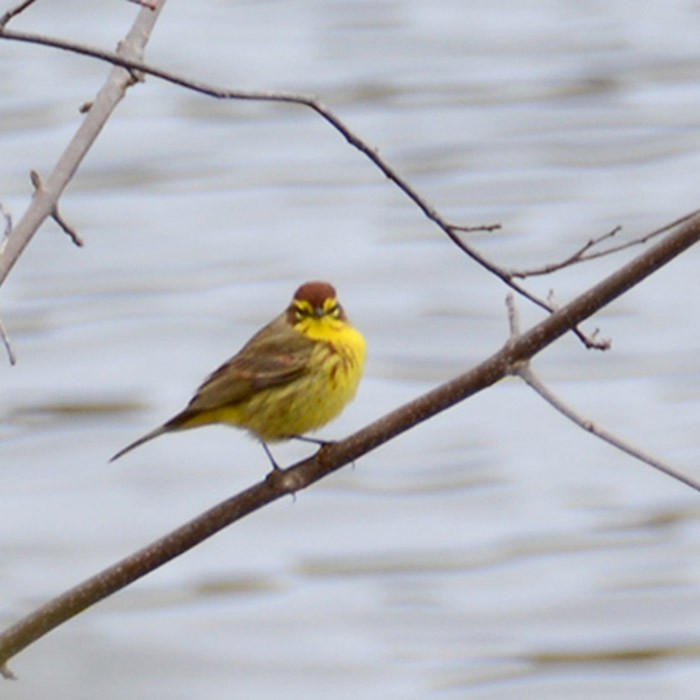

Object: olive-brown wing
[184,315,314,412]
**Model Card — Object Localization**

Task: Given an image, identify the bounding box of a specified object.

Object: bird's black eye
[294,302,313,320]
[323,300,341,318]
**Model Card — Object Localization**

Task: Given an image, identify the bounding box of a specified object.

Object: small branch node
[126,68,145,86]
[546,290,610,351]
[29,169,44,193]
[265,465,304,496]
[581,330,611,351]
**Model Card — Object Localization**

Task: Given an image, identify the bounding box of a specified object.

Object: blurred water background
[2,0,700,698]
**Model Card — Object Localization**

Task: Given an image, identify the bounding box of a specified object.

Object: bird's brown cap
[293,281,337,306]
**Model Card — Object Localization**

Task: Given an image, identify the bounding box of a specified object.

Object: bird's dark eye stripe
[294,301,312,316]
[293,299,341,318]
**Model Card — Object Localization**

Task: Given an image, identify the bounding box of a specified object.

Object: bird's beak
[314,306,325,317]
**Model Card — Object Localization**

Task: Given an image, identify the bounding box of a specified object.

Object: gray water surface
[2,1,700,698]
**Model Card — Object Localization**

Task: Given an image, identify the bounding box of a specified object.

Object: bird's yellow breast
[206,314,366,441]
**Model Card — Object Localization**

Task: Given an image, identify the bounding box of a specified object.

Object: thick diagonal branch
[1,212,698,678]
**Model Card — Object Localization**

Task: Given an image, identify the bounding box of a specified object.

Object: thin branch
[506,293,700,493]
[0,26,606,349]
[512,225,624,278]
[509,209,700,278]
[449,222,501,234]
[30,171,84,247]
[0,5,164,289]
[1,211,699,677]
[0,315,15,365]
[0,0,37,28]
[51,209,83,247]
[449,226,608,349]
[518,365,700,493]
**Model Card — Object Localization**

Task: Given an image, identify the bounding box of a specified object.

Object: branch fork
[1,0,699,678]
[30,171,83,247]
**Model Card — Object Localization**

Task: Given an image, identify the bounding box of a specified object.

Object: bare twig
[509,209,700,278]
[449,227,608,349]
[0,26,607,349]
[449,223,501,234]
[550,288,608,350]
[0,0,37,28]
[506,293,700,492]
[519,365,700,493]
[51,209,83,247]
[0,315,15,365]
[0,4,164,289]
[30,171,84,247]
[511,225,624,278]
[1,211,698,677]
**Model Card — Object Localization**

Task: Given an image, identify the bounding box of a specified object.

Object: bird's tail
[109,425,169,462]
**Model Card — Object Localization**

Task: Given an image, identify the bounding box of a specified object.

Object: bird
[110,280,366,468]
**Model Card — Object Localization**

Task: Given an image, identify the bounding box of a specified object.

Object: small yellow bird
[111,281,366,467]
